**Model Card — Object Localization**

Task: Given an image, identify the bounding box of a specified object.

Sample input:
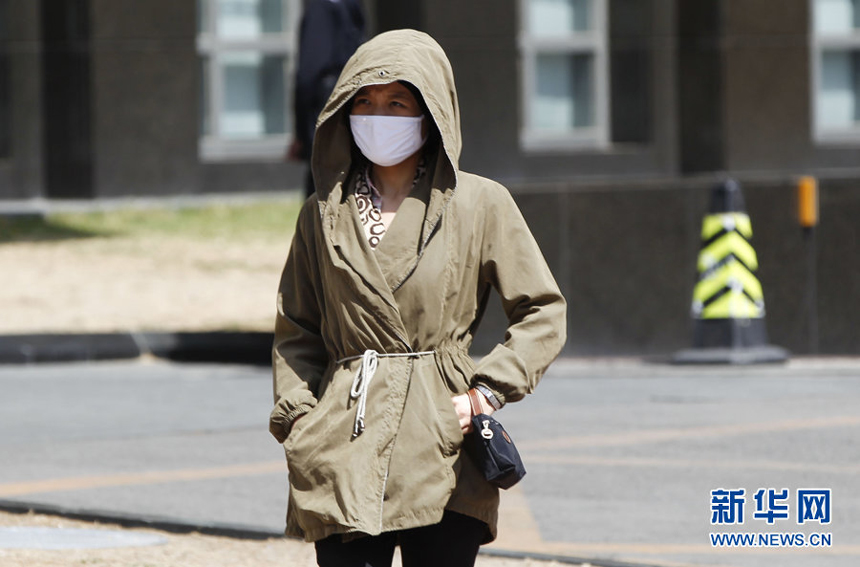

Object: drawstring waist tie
[337,349,435,438]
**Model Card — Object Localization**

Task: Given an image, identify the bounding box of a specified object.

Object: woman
[269,29,566,567]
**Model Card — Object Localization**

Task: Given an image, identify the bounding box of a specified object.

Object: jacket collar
[323,150,450,295]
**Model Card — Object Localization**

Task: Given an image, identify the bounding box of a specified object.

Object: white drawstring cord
[349,350,379,438]
[340,349,434,438]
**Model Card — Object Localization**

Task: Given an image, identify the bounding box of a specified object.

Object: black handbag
[463,389,526,489]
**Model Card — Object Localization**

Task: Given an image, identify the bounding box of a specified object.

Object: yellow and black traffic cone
[673,179,788,364]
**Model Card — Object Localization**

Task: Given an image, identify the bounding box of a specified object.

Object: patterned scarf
[355,161,426,248]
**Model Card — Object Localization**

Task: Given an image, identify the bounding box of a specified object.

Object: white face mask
[349,115,427,167]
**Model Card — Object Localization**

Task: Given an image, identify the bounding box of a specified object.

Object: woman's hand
[451,389,495,434]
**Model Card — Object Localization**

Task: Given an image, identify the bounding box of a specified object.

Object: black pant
[304,167,316,198]
[314,511,487,567]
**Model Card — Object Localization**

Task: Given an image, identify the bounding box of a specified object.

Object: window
[0,0,9,159]
[197,0,299,160]
[519,0,610,151]
[812,0,860,142]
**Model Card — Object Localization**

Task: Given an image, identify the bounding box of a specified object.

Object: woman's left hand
[451,390,495,434]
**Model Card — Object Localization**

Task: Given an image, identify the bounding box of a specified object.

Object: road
[1,357,858,567]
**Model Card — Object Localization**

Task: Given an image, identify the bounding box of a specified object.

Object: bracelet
[475,384,503,411]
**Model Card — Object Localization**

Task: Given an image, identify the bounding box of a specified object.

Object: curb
[0,499,281,541]
[0,332,273,366]
[137,332,272,365]
[0,500,663,567]
[481,547,662,567]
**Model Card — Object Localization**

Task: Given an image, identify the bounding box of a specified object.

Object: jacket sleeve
[269,199,329,443]
[471,184,567,406]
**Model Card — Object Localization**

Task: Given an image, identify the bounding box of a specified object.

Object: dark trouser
[304,167,315,198]
[314,511,487,567]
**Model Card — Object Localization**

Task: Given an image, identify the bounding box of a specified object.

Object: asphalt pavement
[1,356,858,567]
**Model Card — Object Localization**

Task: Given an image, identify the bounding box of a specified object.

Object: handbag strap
[467,388,483,417]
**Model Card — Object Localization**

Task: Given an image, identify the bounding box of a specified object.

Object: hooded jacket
[270,29,567,543]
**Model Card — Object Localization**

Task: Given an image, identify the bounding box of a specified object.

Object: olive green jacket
[270,29,566,543]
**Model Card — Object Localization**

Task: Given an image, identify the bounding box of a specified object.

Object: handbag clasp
[481,420,494,440]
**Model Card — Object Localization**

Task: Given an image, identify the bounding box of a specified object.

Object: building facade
[2,0,859,355]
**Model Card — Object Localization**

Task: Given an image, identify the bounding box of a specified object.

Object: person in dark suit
[288,0,365,198]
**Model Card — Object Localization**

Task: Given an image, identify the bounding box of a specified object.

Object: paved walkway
[1,357,858,567]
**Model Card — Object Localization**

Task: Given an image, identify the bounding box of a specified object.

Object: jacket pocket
[283,405,313,454]
[413,355,464,457]
[284,370,341,463]
[437,399,464,457]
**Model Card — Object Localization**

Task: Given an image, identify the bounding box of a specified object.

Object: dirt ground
[1,233,290,334]
[0,511,565,567]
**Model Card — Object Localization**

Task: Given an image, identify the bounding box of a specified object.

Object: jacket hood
[311,29,461,201]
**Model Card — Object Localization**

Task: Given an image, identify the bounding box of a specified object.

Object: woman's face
[351,82,423,118]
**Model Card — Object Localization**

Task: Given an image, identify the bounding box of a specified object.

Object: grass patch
[0,198,304,243]
[0,214,104,243]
